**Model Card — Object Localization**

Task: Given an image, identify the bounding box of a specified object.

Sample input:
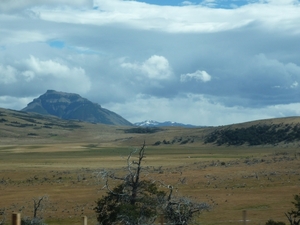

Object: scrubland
[1,144,299,225]
[1,108,300,224]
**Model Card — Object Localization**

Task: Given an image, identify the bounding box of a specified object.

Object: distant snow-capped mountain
[134,120,200,128]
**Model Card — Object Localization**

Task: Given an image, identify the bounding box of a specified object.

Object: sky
[0,0,300,126]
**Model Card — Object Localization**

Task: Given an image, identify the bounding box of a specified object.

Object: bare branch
[0,208,6,225]
[33,195,48,219]
[94,142,210,225]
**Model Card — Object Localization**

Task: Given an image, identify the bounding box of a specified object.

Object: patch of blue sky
[204,0,253,9]
[48,40,65,49]
[48,40,106,55]
[134,0,259,8]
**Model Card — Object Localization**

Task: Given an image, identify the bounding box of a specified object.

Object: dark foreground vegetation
[204,123,300,146]
[94,142,210,225]
[265,194,300,225]
[124,127,163,134]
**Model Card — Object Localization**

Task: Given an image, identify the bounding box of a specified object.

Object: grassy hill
[204,117,300,146]
[0,107,132,145]
[1,107,300,147]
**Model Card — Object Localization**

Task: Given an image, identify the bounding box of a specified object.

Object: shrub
[94,142,210,225]
[266,219,286,225]
[21,218,47,225]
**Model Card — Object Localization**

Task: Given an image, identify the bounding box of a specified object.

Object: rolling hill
[1,106,300,147]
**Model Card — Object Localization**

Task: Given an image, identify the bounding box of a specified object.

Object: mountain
[134,120,201,128]
[21,90,132,126]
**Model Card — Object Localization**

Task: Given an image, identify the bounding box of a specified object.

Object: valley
[0,108,300,225]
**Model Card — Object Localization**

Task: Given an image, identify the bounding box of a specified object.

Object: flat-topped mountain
[21,90,132,126]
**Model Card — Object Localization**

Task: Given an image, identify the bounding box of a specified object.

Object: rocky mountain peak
[22,90,132,126]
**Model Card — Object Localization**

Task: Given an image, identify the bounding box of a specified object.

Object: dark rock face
[22,90,132,126]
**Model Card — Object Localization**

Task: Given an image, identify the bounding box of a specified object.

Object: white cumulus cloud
[291,81,298,88]
[180,70,212,82]
[23,55,91,93]
[0,65,17,84]
[121,55,172,80]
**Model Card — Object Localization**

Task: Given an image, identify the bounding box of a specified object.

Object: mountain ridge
[21,90,132,126]
[134,120,204,128]
[1,106,300,147]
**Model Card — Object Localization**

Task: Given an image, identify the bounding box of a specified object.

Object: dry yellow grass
[1,143,299,225]
[1,108,300,224]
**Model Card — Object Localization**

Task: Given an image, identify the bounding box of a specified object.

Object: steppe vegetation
[204,123,300,146]
[1,108,300,225]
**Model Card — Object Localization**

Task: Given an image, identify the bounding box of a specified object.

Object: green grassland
[1,108,300,225]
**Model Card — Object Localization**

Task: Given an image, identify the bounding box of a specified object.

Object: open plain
[0,108,300,225]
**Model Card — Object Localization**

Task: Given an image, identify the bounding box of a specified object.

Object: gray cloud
[0,0,300,125]
[180,70,211,82]
[0,0,93,13]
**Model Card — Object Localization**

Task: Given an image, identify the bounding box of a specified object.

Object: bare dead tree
[21,195,48,225]
[127,141,145,205]
[156,182,210,225]
[94,142,210,225]
[95,141,164,225]
[95,141,145,190]
[33,196,48,219]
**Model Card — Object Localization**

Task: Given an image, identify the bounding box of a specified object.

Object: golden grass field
[0,108,300,225]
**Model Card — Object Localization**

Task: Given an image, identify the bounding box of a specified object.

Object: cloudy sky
[0,0,300,126]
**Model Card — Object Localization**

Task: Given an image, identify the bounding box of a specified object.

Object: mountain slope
[2,103,300,147]
[22,90,132,126]
[134,120,201,128]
